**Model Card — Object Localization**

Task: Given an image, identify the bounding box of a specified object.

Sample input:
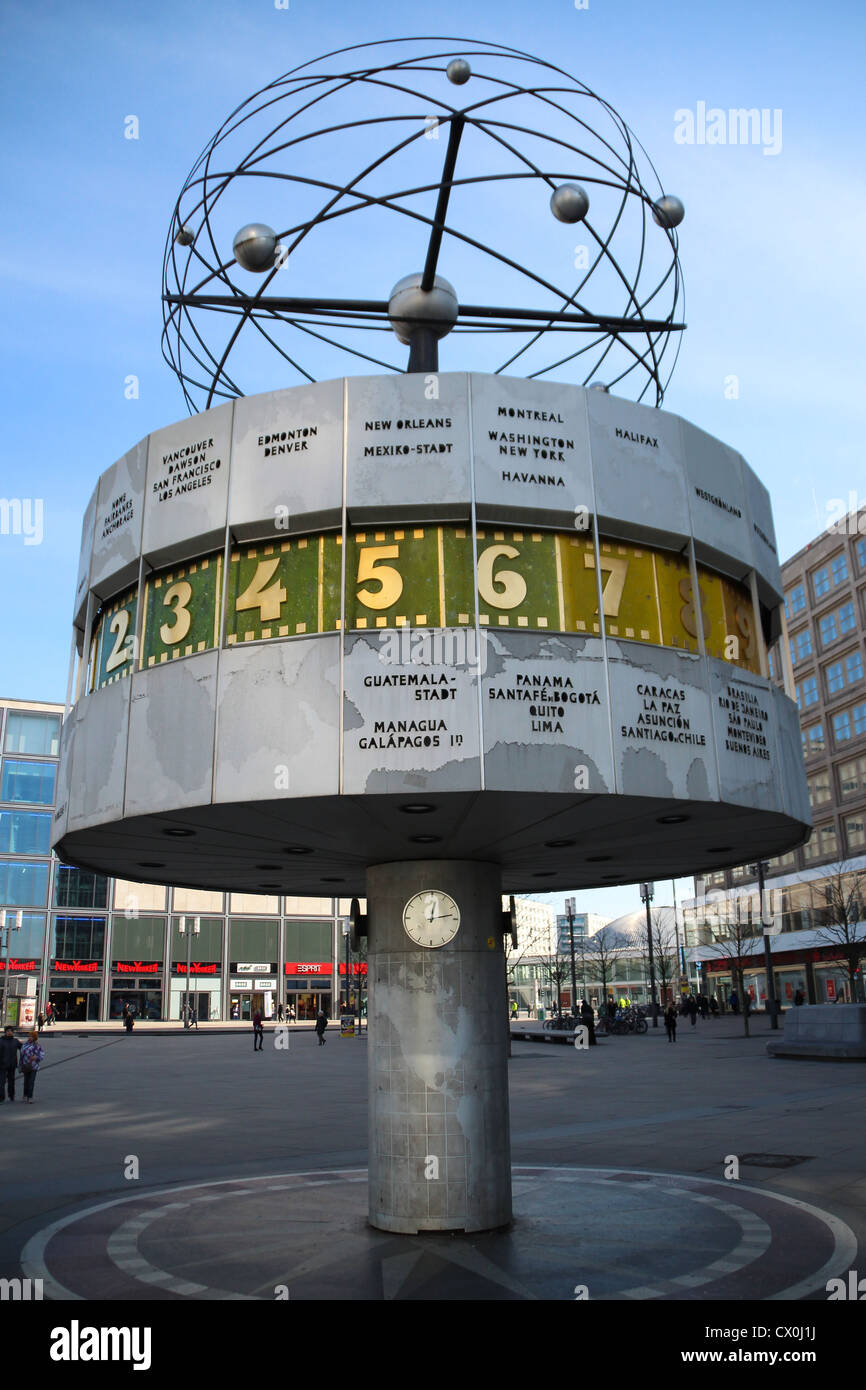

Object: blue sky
[1,0,863,921]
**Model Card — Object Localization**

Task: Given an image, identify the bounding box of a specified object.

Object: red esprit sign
[284,962,333,975]
[0,959,37,972]
[52,960,99,973]
[338,963,368,976]
[174,962,219,976]
[113,961,161,974]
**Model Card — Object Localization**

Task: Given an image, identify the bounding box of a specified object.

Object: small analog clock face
[402,890,461,948]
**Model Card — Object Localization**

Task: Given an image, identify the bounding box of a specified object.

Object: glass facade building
[0,697,348,1023]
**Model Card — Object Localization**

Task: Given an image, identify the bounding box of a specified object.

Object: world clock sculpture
[54,38,810,1234]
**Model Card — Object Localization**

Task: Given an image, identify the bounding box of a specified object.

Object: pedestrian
[315,1008,327,1046]
[37,1011,45,1032]
[288,1003,295,1023]
[121,1003,129,1032]
[190,1005,198,1030]
[19,1031,45,1104]
[793,988,804,1006]
[606,997,616,1023]
[1,1026,22,1102]
[580,998,596,1046]
[687,995,698,1026]
[277,1002,284,1023]
[124,1008,134,1034]
[710,996,719,1016]
[699,994,709,1020]
[252,1007,264,1051]
[664,1004,677,1043]
[45,1001,54,1027]
[510,1000,518,1021]
[729,989,739,1015]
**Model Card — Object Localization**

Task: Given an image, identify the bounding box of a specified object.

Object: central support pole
[366,859,512,1233]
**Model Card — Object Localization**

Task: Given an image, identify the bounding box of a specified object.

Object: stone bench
[767,1003,866,1060]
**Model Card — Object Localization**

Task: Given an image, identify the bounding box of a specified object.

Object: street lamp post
[0,910,22,1027]
[639,882,659,1027]
[178,916,200,1028]
[565,897,578,1016]
[752,860,778,1030]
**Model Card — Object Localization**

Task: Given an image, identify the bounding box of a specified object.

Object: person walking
[37,1011,45,1033]
[189,1005,198,1030]
[252,1007,264,1051]
[580,998,596,1046]
[45,1001,54,1027]
[19,1031,45,1103]
[699,994,709,1020]
[664,1004,677,1043]
[687,995,698,1027]
[729,989,739,1015]
[315,1009,327,1046]
[277,1002,284,1024]
[794,988,804,1006]
[124,1007,134,1034]
[1,1026,22,1102]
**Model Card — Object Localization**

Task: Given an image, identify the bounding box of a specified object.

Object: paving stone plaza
[2,1015,862,1307]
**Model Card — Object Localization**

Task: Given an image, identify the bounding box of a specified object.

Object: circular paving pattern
[20,1167,856,1301]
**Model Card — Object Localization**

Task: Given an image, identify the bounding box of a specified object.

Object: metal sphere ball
[388,274,459,345]
[175,225,195,247]
[550,183,590,224]
[652,195,685,230]
[233,223,278,273]
[588,381,609,392]
[447,58,471,85]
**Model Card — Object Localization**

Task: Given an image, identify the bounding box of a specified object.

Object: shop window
[0,809,51,855]
[52,916,106,959]
[0,860,49,907]
[3,711,61,757]
[0,759,56,805]
[5,911,46,959]
[53,866,109,909]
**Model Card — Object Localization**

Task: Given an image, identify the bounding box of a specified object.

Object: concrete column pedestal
[366,859,512,1233]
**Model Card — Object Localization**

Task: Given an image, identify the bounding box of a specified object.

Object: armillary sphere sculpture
[162,36,685,411]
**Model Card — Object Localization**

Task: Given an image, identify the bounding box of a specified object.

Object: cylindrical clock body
[366,859,511,1233]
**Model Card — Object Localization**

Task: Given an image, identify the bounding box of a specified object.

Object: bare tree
[700,897,756,1036]
[631,909,678,1007]
[582,926,629,1011]
[811,861,866,1001]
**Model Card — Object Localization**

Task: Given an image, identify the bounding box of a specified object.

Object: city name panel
[54,374,810,896]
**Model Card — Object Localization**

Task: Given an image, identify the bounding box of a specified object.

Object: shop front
[110,960,163,1020]
[171,962,221,1020]
[285,962,333,1019]
[230,963,278,1020]
[337,960,367,1016]
[49,959,102,1021]
[0,958,40,1026]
